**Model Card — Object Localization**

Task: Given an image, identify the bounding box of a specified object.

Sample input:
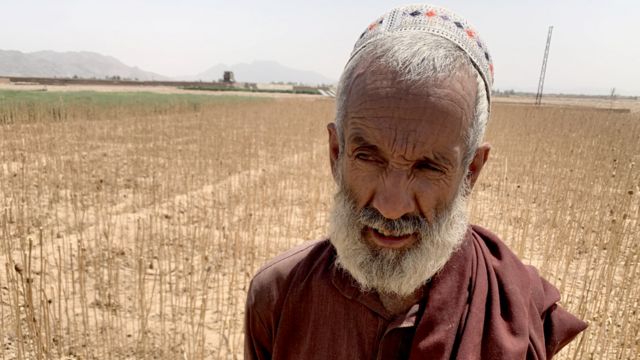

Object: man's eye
[355,153,382,165]
[355,153,374,161]
[415,161,442,172]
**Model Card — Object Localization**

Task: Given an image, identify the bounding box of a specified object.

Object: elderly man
[245,4,586,359]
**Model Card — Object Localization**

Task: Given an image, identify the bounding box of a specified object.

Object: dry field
[494,95,640,113]
[0,83,323,99]
[0,89,638,359]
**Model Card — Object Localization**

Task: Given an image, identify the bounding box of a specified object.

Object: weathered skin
[327,63,490,252]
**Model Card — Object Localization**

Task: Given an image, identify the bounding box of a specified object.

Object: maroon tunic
[245,225,587,359]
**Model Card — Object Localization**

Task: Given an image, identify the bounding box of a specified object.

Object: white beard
[329,180,470,297]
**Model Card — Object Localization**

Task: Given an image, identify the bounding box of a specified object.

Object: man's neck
[378,289,422,316]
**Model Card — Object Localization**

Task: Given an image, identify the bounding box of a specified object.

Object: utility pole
[610,87,617,110]
[535,26,554,106]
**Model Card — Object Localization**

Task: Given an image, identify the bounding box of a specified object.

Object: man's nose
[370,168,416,220]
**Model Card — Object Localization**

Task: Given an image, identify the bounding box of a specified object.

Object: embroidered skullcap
[349,4,494,104]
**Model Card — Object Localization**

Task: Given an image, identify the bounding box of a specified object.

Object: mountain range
[0,50,167,81]
[0,50,336,85]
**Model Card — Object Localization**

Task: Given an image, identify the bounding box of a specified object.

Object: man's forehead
[344,67,476,129]
[345,116,463,149]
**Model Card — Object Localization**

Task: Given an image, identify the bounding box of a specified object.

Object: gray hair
[335,31,489,168]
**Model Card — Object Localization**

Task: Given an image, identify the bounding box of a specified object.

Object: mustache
[357,206,426,236]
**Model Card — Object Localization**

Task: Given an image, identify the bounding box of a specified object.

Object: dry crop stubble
[0,91,638,359]
[0,93,335,358]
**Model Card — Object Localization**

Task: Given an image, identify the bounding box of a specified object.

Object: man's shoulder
[247,239,333,310]
[466,224,587,355]
[245,240,334,357]
[252,239,332,286]
[470,224,529,266]
[469,224,561,312]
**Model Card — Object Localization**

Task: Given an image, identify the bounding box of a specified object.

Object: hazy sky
[2,0,639,95]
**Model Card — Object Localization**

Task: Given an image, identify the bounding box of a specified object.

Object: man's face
[327,65,481,296]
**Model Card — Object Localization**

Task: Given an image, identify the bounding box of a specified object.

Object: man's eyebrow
[430,152,455,169]
[348,134,378,150]
[348,133,455,168]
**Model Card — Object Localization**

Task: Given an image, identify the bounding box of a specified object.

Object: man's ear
[466,142,491,190]
[327,122,340,182]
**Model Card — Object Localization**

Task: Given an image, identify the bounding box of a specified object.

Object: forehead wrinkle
[365,94,468,147]
[348,110,464,148]
[342,67,474,169]
[347,121,452,165]
[346,68,475,129]
[348,90,471,127]
[347,92,406,115]
[347,133,381,153]
[348,125,461,174]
